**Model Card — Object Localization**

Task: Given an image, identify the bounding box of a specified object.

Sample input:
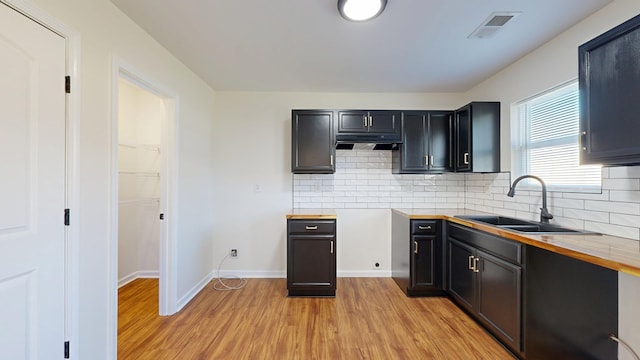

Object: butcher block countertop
[286,209,337,219]
[393,209,640,277]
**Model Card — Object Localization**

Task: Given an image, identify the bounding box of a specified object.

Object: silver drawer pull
[473,257,480,273]
[414,241,418,254]
[305,225,318,230]
[468,255,474,271]
[418,225,432,230]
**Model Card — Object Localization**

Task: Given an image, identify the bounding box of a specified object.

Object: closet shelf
[118,171,160,177]
[118,142,160,152]
[119,198,160,207]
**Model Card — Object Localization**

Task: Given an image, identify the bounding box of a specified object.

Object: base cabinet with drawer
[287,218,336,296]
[447,223,523,356]
[391,212,444,296]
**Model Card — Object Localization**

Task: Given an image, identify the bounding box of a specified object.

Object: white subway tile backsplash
[294,154,640,242]
[585,200,640,215]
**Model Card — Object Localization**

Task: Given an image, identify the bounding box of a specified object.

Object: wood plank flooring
[118,278,515,359]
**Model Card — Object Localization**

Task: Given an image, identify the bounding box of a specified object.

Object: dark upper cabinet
[337,110,401,137]
[579,14,640,166]
[454,102,500,173]
[291,110,335,174]
[392,111,453,173]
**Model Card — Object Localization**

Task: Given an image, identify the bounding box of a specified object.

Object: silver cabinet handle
[418,225,431,230]
[369,115,372,127]
[430,155,434,165]
[464,152,470,165]
[425,155,429,166]
[468,255,474,271]
[330,240,334,254]
[363,115,367,127]
[473,257,480,273]
[414,241,418,254]
[330,155,333,166]
[305,225,318,230]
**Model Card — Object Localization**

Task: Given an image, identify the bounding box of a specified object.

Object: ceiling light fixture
[338,0,387,22]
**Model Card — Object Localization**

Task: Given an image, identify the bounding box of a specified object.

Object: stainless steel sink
[455,215,599,235]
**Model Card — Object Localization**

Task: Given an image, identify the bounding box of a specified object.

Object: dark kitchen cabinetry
[525,246,617,360]
[391,212,444,296]
[447,223,523,355]
[291,110,335,174]
[336,110,401,141]
[392,111,453,173]
[579,14,640,165]
[287,218,336,296]
[454,102,500,173]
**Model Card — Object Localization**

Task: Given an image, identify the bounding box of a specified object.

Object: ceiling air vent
[468,12,521,39]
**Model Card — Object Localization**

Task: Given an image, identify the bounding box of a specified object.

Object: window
[512,81,601,191]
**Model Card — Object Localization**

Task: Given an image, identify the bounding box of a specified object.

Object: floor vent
[468,12,521,39]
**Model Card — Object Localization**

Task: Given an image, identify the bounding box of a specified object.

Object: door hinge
[64,208,70,226]
[64,341,70,358]
[65,76,71,94]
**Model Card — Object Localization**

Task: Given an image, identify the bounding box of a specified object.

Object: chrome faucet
[507,175,553,223]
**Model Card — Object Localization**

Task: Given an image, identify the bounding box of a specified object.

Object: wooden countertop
[392,209,640,277]
[286,209,337,219]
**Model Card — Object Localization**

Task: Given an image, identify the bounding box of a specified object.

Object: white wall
[463,0,640,357]
[24,0,216,357]
[210,92,464,277]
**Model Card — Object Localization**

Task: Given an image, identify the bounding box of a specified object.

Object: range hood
[335,133,401,150]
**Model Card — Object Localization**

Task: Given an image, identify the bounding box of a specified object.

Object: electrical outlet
[372,260,382,270]
[230,249,238,258]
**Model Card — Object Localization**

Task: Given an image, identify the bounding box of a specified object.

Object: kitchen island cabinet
[391,212,444,296]
[286,217,336,296]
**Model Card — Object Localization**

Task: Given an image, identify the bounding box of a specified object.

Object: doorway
[113,65,177,318]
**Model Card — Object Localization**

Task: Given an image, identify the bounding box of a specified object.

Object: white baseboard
[118,270,159,288]
[176,271,215,312]
[338,270,392,277]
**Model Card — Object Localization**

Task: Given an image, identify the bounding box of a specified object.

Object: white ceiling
[110,0,612,93]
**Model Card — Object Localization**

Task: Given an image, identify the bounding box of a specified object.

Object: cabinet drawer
[288,219,336,235]
[448,223,522,265]
[411,220,437,234]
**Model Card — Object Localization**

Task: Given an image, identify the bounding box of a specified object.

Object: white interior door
[0,3,66,359]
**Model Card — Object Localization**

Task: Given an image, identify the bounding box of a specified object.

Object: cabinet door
[291,110,335,173]
[579,15,640,166]
[399,112,427,172]
[447,238,475,312]
[368,110,400,134]
[428,111,453,172]
[288,235,335,290]
[411,235,439,289]
[476,250,522,353]
[337,110,368,133]
[454,106,472,172]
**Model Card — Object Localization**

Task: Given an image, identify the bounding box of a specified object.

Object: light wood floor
[118,278,515,359]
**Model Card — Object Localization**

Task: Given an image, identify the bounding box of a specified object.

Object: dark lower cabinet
[287,219,336,296]
[447,224,523,356]
[391,212,443,296]
[525,245,617,360]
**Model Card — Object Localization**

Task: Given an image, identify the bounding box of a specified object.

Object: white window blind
[514,81,601,191]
